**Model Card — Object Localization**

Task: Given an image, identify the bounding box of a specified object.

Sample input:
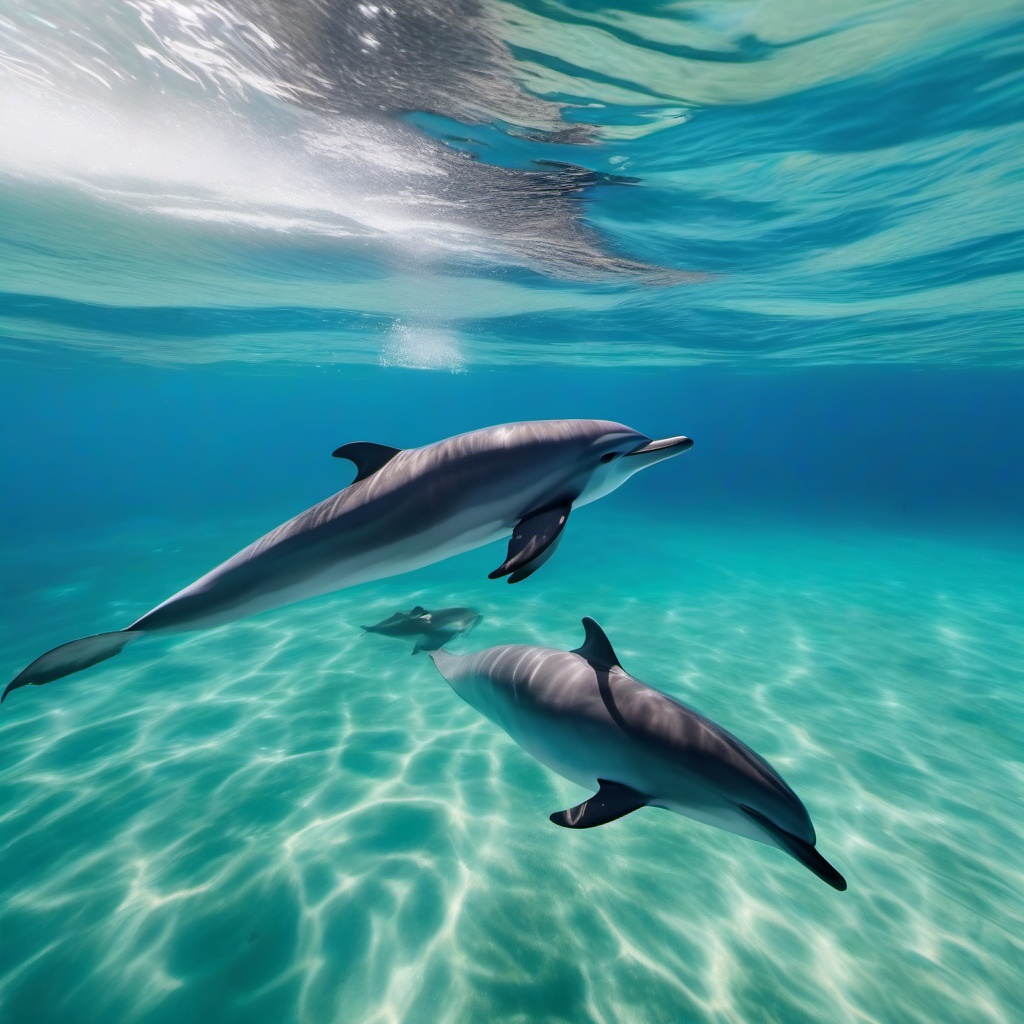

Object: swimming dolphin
[429,618,846,890]
[363,605,483,653]
[3,420,692,703]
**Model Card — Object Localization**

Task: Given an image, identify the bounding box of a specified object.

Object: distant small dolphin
[4,421,692,703]
[430,618,846,890]
[363,605,482,653]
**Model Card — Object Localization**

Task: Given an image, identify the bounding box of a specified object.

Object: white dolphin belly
[506,703,777,847]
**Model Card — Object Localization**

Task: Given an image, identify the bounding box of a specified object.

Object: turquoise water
[2,511,1023,1022]
[3,1,1024,1022]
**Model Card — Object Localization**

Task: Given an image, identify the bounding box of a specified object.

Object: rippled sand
[1,511,1022,1024]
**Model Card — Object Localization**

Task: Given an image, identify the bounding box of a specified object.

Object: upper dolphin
[3,419,692,703]
[430,618,846,890]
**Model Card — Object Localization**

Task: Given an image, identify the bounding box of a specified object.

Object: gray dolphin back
[3,420,682,703]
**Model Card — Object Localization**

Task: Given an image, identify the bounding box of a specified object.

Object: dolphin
[429,618,846,890]
[363,605,483,654]
[3,420,692,703]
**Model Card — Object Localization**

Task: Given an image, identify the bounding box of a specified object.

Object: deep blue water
[3,363,1022,537]
[2,2,1024,1023]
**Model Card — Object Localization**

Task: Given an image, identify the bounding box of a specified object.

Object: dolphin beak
[623,435,694,462]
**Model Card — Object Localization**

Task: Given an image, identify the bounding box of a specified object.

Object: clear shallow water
[3,0,1024,1022]
[2,511,1023,1024]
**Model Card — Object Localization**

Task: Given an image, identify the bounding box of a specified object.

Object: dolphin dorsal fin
[410,605,427,616]
[572,617,621,670]
[332,441,402,483]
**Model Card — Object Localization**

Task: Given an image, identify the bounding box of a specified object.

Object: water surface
[2,2,1024,1022]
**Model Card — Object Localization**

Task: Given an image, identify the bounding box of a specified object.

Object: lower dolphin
[4,420,692,703]
[430,618,847,890]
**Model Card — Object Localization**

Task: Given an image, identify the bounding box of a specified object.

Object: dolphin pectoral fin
[331,441,402,482]
[572,617,622,670]
[413,632,455,654]
[506,535,563,584]
[550,779,648,829]
[740,805,848,891]
[2,630,140,704]
[488,502,571,583]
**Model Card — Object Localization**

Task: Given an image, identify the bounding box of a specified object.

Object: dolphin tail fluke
[2,630,141,704]
[740,805,847,891]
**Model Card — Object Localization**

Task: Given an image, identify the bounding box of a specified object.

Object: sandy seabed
[1,510,1021,1024]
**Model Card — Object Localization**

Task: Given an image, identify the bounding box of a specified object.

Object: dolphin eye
[601,451,620,463]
